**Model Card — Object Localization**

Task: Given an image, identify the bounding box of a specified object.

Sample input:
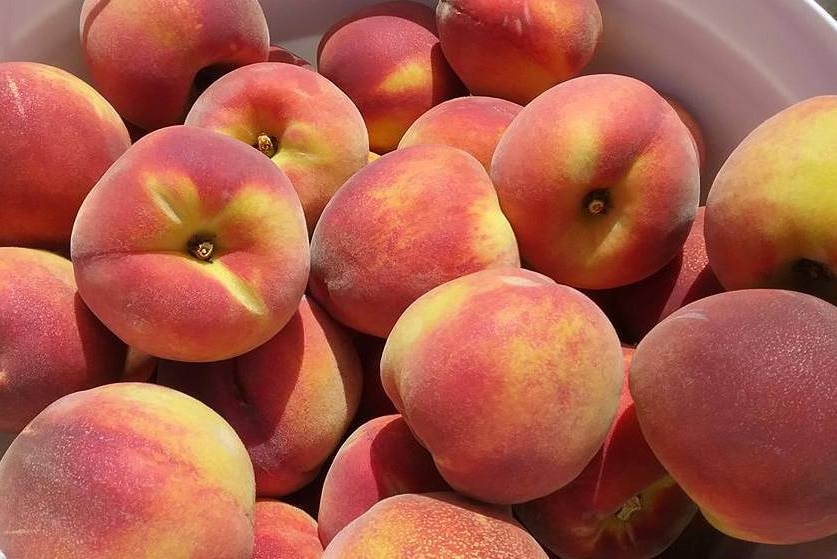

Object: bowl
[1,1,836,557]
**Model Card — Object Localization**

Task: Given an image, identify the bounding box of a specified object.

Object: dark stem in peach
[255,133,278,158]
[187,235,215,262]
[584,189,611,216]
[615,495,642,522]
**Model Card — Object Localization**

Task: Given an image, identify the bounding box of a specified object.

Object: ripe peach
[491,74,700,289]
[81,0,269,130]
[436,0,603,104]
[322,492,548,558]
[186,62,369,232]
[157,296,362,497]
[318,414,450,545]
[0,62,130,251]
[0,383,255,558]
[71,125,309,362]
[398,95,523,172]
[318,1,466,153]
[611,207,724,344]
[630,289,837,544]
[0,248,125,432]
[310,144,520,337]
[516,348,697,559]
[253,500,322,559]
[382,268,623,504]
[705,96,837,305]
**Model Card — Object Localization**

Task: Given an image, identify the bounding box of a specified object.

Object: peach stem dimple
[255,133,278,158]
[615,495,642,522]
[188,237,215,262]
[584,189,611,216]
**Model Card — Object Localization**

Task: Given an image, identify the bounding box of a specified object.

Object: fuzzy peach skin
[705,96,837,306]
[662,95,707,171]
[318,414,451,545]
[310,144,519,337]
[323,492,548,558]
[491,74,700,289]
[186,62,370,232]
[516,348,697,559]
[629,290,837,544]
[382,268,623,504]
[253,500,323,559]
[268,45,315,70]
[436,0,602,105]
[317,1,466,154]
[611,207,724,344]
[157,296,362,497]
[0,383,255,558]
[0,248,126,432]
[71,125,309,362]
[398,96,523,172]
[0,62,130,251]
[80,0,269,130]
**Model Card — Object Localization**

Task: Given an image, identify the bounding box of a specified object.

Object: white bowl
[1,1,836,557]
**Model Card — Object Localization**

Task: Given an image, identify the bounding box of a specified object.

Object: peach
[81,0,269,130]
[382,268,623,504]
[317,1,466,153]
[318,414,451,545]
[398,95,523,172]
[268,45,314,70]
[611,207,724,344]
[0,383,255,558]
[662,94,707,171]
[516,348,697,559]
[436,0,603,104]
[310,144,520,337]
[0,62,131,251]
[629,289,837,544]
[157,296,362,497]
[186,62,370,232]
[491,74,700,289]
[71,125,309,362]
[322,492,548,558]
[253,500,322,559]
[353,335,398,425]
[705,96,837,305]
[0,248,126,432]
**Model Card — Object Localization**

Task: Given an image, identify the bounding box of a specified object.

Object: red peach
[436,0,603,104]
[0,62,130,251]
[318,414,451,545]
[318,1,466,153]
[0,248,126,432]
[322,492,548,558]
[71,125,309,362]
[253,500,322,559]
[0,383,256,558]
[382,268,624,504]
[491,74,700,289]
[630,290,837,544]
[157,296,362,497]
[310,144,520,337]
[81,0,269,130]
[185,62,370,232]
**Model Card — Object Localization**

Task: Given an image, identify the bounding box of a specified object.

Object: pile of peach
[0,1,835,558]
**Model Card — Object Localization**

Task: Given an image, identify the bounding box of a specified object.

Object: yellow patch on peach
[379,61,432,94]
[31,64,123,125]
